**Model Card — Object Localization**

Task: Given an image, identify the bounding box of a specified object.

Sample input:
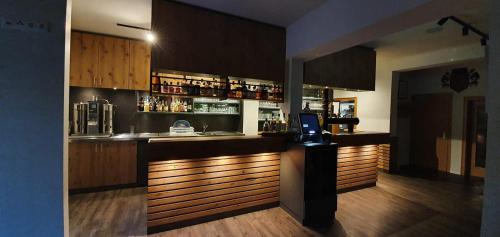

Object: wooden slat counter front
[332,132,392,192]
[141,135,288,233]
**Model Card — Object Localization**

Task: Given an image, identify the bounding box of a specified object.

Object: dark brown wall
[69,87,241,133]
[151,0,286,82]
[304,46,376,90]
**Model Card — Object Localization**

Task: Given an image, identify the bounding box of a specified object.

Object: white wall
[397,60,486,174]
[334,43,485,134]
[0,0,70,236]
[242,100,259,135]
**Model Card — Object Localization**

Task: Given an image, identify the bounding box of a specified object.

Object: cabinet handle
[93,76,96,86]
[100,77,103,85]
[100,143,103,152]
[94,144,98,153]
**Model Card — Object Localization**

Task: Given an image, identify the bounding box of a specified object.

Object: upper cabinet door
[152,0,286,82]
[98,36,130,89]
[304,46,376,91]
[70,32,99,87]
[129,40,151,91]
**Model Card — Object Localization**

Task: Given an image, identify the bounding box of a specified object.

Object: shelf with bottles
[137,92,241,115]
[150,70,227,98]
[227,77,284,102]
[137,95,194,113]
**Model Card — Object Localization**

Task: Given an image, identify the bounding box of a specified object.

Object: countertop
[331,131,392,146]
[69,131,245,142]
[332,131,390,136]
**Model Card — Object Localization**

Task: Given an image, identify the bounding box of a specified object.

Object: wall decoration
[441,67,479,93]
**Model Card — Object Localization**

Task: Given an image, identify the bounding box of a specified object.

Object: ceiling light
[462,27,469,36]
[437,17,449,26]
[146,32,156,43]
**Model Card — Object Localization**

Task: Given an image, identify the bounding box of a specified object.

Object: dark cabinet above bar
[304,46,376,91]
[151,0,286,82]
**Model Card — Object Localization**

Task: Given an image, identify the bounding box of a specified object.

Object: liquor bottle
[161,81,168,93]
[207,82,214,97]
[181,79,188,95]
[236,80,243,98]
[137,96,144,111]
[262,85,269,100]
[263,118,270,132]
[271,116,277,132]
[194,81,201,96]
[144,96,150,112]
[200,79,206,96]
[152,76,161,93]
[241,81,248,99]
[168,82,175,94]
[175,82,181,94]
[188,80,194,95]
[256,85,262,100]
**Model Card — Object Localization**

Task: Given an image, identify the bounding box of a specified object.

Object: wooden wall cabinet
[304,46,376,91]
[69,141,137,190]
[130,40,152,91]
[152,0,286,82]
[70,31,151,91]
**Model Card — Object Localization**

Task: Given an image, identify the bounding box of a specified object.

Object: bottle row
[137,96,240,114]
[152,78,226,97]
[138,96,193,113]
[228,80,283,101]
[262,113,289,132]
[151,76,284,101]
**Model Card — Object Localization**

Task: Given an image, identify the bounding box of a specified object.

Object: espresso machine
[73,99,114,135]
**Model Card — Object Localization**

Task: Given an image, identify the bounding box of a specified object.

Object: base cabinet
[69,141,137,190]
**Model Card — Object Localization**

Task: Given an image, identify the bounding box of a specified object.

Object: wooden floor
[69,172,483,237]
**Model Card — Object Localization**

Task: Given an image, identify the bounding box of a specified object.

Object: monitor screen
[299,113,321,135]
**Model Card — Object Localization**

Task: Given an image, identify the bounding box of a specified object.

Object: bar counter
[332,131,392,192]
[142,134,289,233]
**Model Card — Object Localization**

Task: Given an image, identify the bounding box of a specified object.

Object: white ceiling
[71,0,326,39]
[72,0,152,40]
[174,0,326,27]
[364,0,488,59]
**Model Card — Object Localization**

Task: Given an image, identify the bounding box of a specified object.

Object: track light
[462,27,469,36]
[437,17,449,26]
[481,38,487,46]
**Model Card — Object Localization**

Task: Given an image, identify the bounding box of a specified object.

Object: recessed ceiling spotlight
[146,32,156,43]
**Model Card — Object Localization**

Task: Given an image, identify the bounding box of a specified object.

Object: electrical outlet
[1,17,49,32]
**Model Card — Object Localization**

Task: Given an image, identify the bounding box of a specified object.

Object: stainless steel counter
[68,131,244,142]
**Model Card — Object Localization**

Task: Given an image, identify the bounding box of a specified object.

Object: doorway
[463,97,487,178]
[410,93,452,172]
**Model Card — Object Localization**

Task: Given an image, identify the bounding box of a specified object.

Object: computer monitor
[298,113,321,135]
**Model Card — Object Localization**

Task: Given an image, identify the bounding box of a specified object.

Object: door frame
[461,96,486,176]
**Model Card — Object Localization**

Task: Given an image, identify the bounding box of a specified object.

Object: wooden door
[68,142,101,189]
[410,93,452,172]
[69,141,137,190]
[70,32,99,87]
[464,98,487,177]
[98,35,130,89]
[101,141,137,186]
[129,40,151,91]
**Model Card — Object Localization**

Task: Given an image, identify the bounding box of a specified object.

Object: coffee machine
[73,99,114,135]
